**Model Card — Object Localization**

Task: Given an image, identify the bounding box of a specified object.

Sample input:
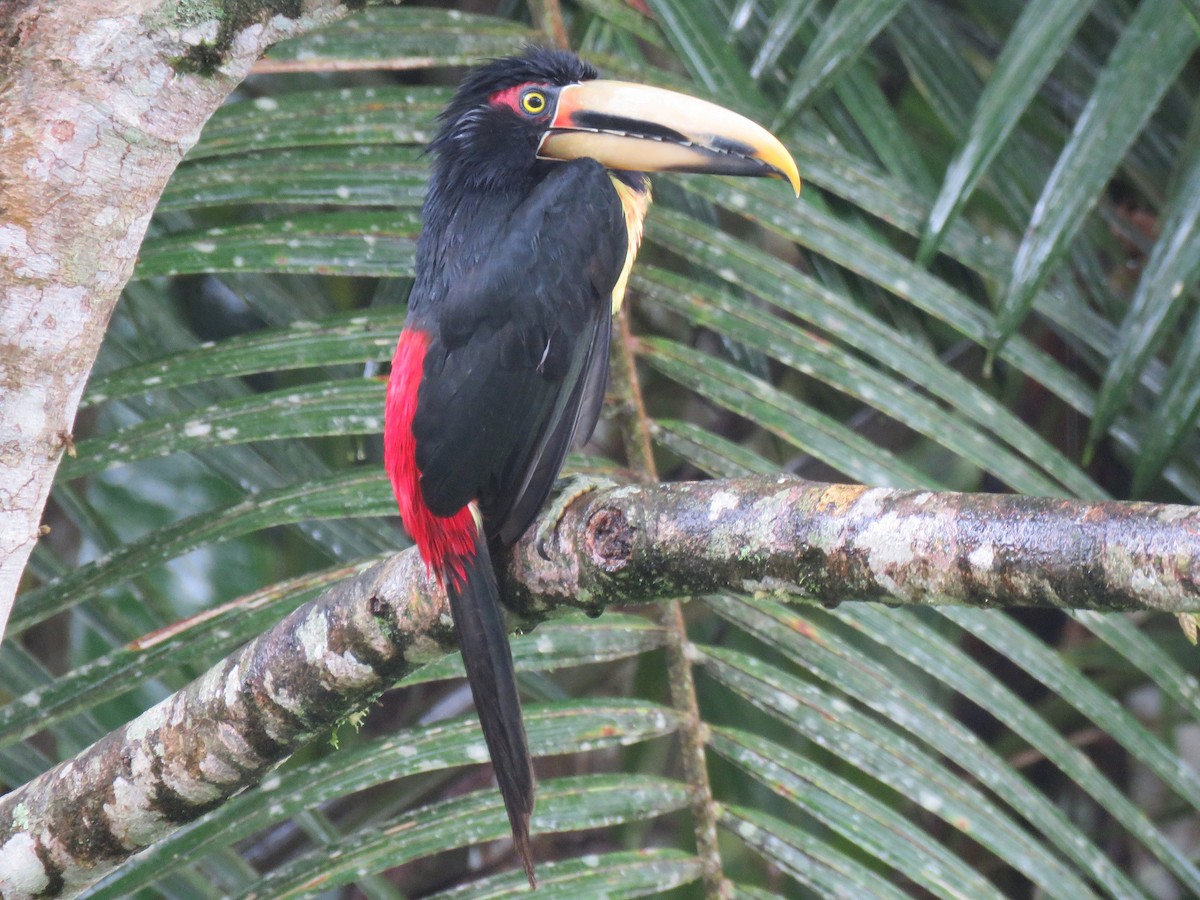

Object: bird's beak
[538,80,801,196]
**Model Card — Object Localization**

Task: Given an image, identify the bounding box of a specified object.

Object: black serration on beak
[709,134,759,159]
[561,111,785,178]
[568,111,690,144]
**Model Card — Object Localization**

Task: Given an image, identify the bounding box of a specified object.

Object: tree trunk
[0,0,354,641]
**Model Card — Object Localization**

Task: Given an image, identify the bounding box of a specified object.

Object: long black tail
[445,532,536,886]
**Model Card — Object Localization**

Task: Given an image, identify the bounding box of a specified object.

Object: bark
[0,0,361,643]
[1,476,1198,896]
[507,477,1200,616]
[0,551,444,898]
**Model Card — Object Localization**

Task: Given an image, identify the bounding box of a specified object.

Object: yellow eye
[521,90,547,115]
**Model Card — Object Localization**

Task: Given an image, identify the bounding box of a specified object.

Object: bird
[384,47,799,886]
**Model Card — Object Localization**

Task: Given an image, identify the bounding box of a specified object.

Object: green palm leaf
[4,3,1197,897]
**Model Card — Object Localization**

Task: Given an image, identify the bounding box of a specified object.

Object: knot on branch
[586,505,633,572]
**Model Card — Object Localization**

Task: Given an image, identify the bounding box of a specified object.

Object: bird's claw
[535,473,618,560]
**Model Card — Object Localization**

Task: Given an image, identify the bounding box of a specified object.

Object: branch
[511,477,1200,616]
[2,476,1197,895]
[0,551,443,897]
[0,0,364,642]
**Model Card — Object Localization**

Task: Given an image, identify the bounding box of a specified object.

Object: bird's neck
[419,161,537,246]
[607,172,652,316]
[409,170,532,318]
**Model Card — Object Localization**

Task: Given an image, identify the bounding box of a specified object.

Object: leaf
[918,0,1097,263]
[135,211,419,278]
[639,336,930,488]
[159,146,427,212]
[943,608,1200,824]
[401,614,667,685]
[824,50,934,193]
[84,309,405,407]
[1131,312,1200,493]
[697,640,1102,896]
[1090,117,1200,459]
[0,642,106,779]
[639,266,1078,495]
[775,0,909,123]
[11,470,393,634]
[840,604,1199,892]
[66,380,386,479]
[261,8,534,71]
[667,179,1104,499]
[572,0,664,47]
[426,849,702,898]
[651,419,778,478]
[89,714,684,898]
[749,0,818,80]
[0,562,369,751]
[703,595,1138,896]
[186,86,448,160]
[641,0,765,105]
[992,0,1199,353]
[720,803,908,898]
[710,726,1000,899]
[237,776,689,899]
[1072,611,1200,722]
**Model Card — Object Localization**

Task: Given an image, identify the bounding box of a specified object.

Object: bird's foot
[535,473,619,559]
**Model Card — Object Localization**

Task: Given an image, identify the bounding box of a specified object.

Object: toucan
[384,47,800,884]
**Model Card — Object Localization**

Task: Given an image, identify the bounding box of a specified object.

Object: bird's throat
[608,174,651,316]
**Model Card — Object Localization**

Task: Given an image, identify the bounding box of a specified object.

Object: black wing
[411,159,626,545]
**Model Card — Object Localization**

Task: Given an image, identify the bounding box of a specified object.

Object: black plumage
[385,45,798,885]
[409,70,628,545]
[400,48,632,885]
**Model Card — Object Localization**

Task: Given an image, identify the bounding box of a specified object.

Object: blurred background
[4,1,1200,896]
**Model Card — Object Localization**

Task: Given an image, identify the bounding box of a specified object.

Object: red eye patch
[489,84,524,110]
[488,82,549,111]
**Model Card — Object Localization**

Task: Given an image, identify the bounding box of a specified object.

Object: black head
[426,47,598,193]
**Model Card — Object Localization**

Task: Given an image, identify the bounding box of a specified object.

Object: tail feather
[445,533,537,887]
